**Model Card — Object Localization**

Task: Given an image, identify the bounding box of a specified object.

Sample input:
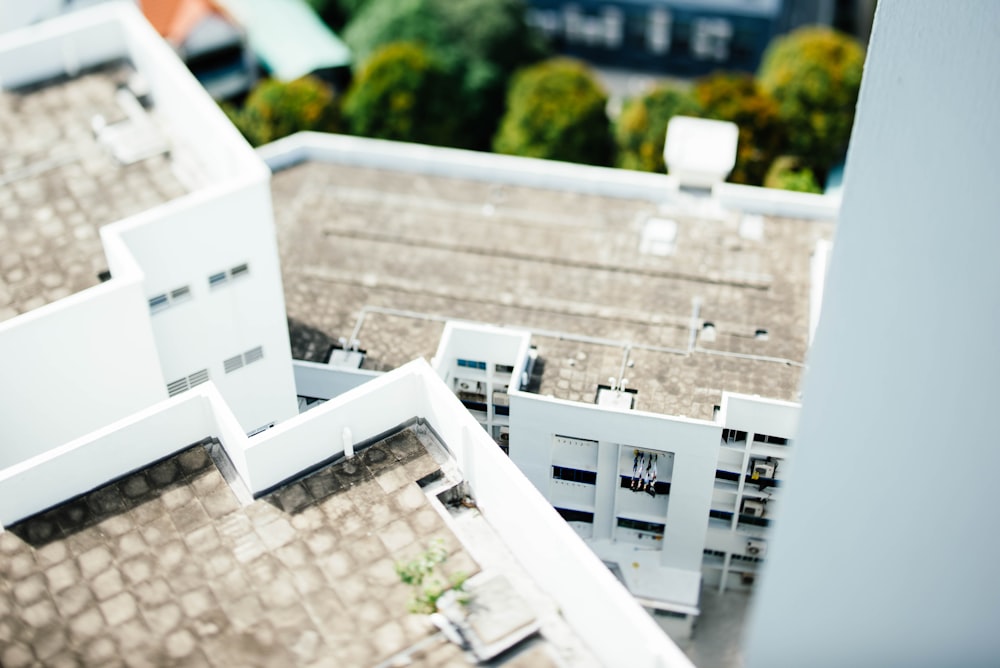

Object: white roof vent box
[664,116,739,190]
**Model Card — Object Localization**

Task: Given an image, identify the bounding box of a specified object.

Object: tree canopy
[226,76,339,147]
[494,58,614,166]
[343,0,546,148]
[693,72,784,186]
[342,42,467,147]
[615,85,701,173]
[758,26,865,177]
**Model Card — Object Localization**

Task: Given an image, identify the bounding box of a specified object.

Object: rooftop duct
[664,116,739,189]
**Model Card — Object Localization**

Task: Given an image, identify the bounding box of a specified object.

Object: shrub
[758,26,865,176]
[228,76,339,147]
[693,72,784,186]
[764,156,823,194]
[494,58,614,166]
[344,0,546,149]
[342,42,466,147]
[615,86,701,173]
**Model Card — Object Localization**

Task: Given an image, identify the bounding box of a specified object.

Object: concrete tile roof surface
[0,64,188,321]
[275,161,833,419]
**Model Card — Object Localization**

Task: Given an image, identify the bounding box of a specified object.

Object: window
[224,346,264,374]
[555,507,594,523]
[224,355,244,374]
[753,432,788,446]
[494,363,515,374]
[188,369,209,387]
[209,262,251,289]
[722,428,748,443]
[617,517,665,535]
[457,359,486,370]
[149,285,192,313]
[166,377,189,397]
[552,466,597,485]
[148,294,169,312]
[166,369,209,397]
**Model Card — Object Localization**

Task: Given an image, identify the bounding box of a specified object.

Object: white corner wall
[744,2,1000,666]
[0,4,128,88]
[106,180,298,432]
[0,279,165,469]
[508,393,720,573]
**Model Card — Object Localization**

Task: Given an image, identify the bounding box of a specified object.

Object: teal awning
[217,0,352,80]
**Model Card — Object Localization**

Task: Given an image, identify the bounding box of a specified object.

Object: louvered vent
[244,346,264,365]
[188,369,209,387]
[224,355,244,374]
[166,377,189,397]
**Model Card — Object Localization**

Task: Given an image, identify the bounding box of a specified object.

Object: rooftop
[274,159,833,420]
[0,427,597,666]
[0,62,192,321]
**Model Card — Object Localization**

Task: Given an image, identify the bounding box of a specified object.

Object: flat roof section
[0,428,593,666]
[0,63,189,321]
[273,160,830,419]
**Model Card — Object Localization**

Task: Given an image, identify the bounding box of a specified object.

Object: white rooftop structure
[664,116,739,189]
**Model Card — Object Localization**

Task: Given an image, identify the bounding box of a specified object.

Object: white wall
[0,390,210,525]
[0,5,127,87]
[0,277,165,469]
[105,174,298,433]
[292,360,380,400]
[0,0,64,33]
[242,370,421,493]
[745,2,1000,666]
[721,393,799,439]
[508,392,720,573]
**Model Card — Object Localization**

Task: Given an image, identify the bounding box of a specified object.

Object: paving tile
[13,573,47,606]
[100,591,138,626]
[1,428,490,666]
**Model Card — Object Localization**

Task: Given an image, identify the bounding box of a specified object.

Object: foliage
[758,26,865,177]
[764,156,822,194]
[693,72,784,186]
[395,539,468,614]
[343,0,547,149]
[305,0,370,30]
[615,85,701,173]
[343,42,467,147]
[227,76,339,147]
[494,58,614,166]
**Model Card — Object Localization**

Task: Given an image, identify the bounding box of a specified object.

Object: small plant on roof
[395,538,468,614]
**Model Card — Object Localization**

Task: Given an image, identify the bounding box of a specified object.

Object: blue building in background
[524,0,835,76]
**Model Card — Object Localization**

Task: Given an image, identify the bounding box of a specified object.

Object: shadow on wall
[6,441,216,548]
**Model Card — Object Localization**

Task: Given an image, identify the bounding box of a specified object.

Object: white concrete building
[744,1,1000,666]
[0,2,297,473]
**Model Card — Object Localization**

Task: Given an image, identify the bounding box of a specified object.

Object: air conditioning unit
[741,499,766,517]
[751,460,775,480]
[456,379,482,393]
[499,427,510,442]
[746,538,767,557]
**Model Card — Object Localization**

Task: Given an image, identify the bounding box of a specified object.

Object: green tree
[693,72,784,186]
[758,26,865,178]
[615,85,701,173]
[226,76,339,147]
[344,0,546,149]
[305,0,369,31]
[493,58,614,166]
[764,156,822,194]
[342,42,466,147]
